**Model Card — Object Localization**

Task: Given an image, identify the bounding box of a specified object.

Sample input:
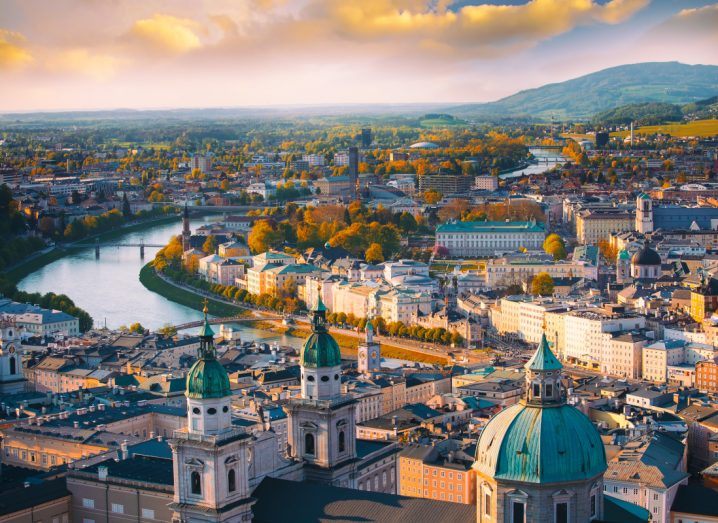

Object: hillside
[449,62,718,120]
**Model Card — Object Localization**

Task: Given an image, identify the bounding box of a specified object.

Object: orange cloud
[0,29,33,69]
[48,48,125,80]
[128,14,204,54]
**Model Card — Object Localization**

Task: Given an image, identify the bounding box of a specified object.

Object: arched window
[228,469,236,493]
[305,433,315,455]
[338,431,346,453]
[191,471,202,495]
[9,357,16,375]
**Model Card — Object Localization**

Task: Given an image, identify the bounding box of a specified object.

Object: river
[17,215,304,348]
[499,147,566,180]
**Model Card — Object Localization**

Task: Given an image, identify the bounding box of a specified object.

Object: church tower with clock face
[0,318,25,394]
[357,321,381,375]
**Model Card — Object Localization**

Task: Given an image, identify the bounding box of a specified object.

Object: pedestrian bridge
[174,314,283,331]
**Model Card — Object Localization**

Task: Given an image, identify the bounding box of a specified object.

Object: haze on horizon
[1,0,717,113]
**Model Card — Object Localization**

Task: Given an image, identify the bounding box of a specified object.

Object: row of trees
[324,312,463,346]
[63,205,175,241]
[0,276,93,332]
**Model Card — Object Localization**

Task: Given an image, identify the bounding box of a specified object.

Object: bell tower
[284,296,358,487]
[0,318,25,394]
[357,321,381,375]
[182,203,191,252]
[170,303,255,523]
[636,193,653,234]
[524,333,563,405]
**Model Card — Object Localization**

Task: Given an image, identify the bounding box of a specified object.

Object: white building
[435,219,545,257]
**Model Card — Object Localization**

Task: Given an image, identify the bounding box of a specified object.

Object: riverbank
[4,214,182,284]
[139,263,251,317]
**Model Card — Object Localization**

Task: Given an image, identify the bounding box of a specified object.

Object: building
[190,154,212,173]
[603,432,688,523]
[399,443,475,505]
[691,277,718,322]
[198,255,244,286]
[484,254,595,290]
[314,176,353,196]
[474,175,499,191]
[361,128,372,148]
[576,208,634,245]
[0,298,80,337]
[473,334,608,522]
[435,220,545,257]
[419,175,473,195]
[636,193,653,233]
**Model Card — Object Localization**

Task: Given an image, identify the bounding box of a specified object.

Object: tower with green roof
[185,303,232,435]
[473,333,607,522]
[171,303,256,523]
[636,192,653,234]
[284,295,358,484]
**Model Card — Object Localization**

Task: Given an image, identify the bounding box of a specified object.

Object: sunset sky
[1,0,717,112]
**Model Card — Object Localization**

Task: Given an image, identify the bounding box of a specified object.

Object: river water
[17,216,304,348]
[499,147,565,180]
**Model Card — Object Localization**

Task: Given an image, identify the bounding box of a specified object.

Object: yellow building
[575,208,634,245]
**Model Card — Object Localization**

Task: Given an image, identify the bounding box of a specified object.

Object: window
[546,384,553,397]
[305,433,315,455]
[191,471,202,495]
[484,492,491,516]
[533,384,540,396]
[82,498,94,509]
[338,431,346,453]
[207,408,217,415]
[512,502,525,523]
[9,357,16,375]
[111,503,124,514]
[141,508,155,520]
[228,469,236,493]
[590,494,596,518]
[555,502,568,523]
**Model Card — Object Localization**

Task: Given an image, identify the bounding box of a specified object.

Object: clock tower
[0,318,25,394]
[357,321,381,375]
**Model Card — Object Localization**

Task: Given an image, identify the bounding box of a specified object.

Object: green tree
[202,235,218,254]
[121,193,132,218]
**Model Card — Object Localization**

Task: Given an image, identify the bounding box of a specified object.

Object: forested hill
[448,62,718,120]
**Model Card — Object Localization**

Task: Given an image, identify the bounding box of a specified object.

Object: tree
[423,189,442,205]
[248,220,283,254]
[365,243,384,264]
[158,324,178,337]
[128,322,145,334]
[531,273,554,296]
[597,239,618,263]
[202,235,218,255]
[543,233,567,260]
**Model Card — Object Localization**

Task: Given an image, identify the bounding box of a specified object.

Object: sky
[0,0,717,112]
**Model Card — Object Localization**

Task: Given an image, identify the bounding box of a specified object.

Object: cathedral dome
[186,357,231,399]
[474,334,606,484]
[300,296,341,368]
[631,244,660,266]
[474,402,606,484]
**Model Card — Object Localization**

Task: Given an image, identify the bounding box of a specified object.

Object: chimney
[120,440,130,460]
[98,466,108,481]
[73,421,80,428]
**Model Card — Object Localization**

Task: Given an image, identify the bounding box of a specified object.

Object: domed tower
[473,334,607,523]
[284,296,357,486]
[186,307,232,435]
[630,243,661,282]
[170,304,255,523]
[616,249,631,285]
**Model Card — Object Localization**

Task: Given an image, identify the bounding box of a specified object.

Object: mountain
[592,102,684,126]
[449,62,718,120]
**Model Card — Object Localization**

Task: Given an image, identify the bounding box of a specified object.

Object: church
[62,302,643,522]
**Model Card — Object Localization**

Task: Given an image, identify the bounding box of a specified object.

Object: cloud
[309,0,650,55]
[0,29,33,69]
[128,14,204,54]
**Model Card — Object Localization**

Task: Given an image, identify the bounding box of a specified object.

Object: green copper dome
[300,295,341,368]
[185,302,230,399]
[526,334,562,372]
[186,357,231,399]
[474,402,607,484]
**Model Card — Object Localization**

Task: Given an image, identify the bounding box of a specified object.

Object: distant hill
[448,62,718,120]
[593,94,718,126]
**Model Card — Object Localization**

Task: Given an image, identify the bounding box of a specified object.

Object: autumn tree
[365,243,384,264]
[423,189,442,204]
[202,235,218,254]
[248,219,283,254]
[597,239,618,263]
[543,233,567,260]
[438,198,469,222]
[531,272,554,296]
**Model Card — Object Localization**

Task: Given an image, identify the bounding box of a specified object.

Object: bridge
[74,239,165,258]
[174,314,283,331]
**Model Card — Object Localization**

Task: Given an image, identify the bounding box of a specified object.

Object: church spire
[197,300,216,359]
[524,332,563,405]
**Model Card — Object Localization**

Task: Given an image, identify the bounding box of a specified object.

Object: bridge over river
[174,314,284,331]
